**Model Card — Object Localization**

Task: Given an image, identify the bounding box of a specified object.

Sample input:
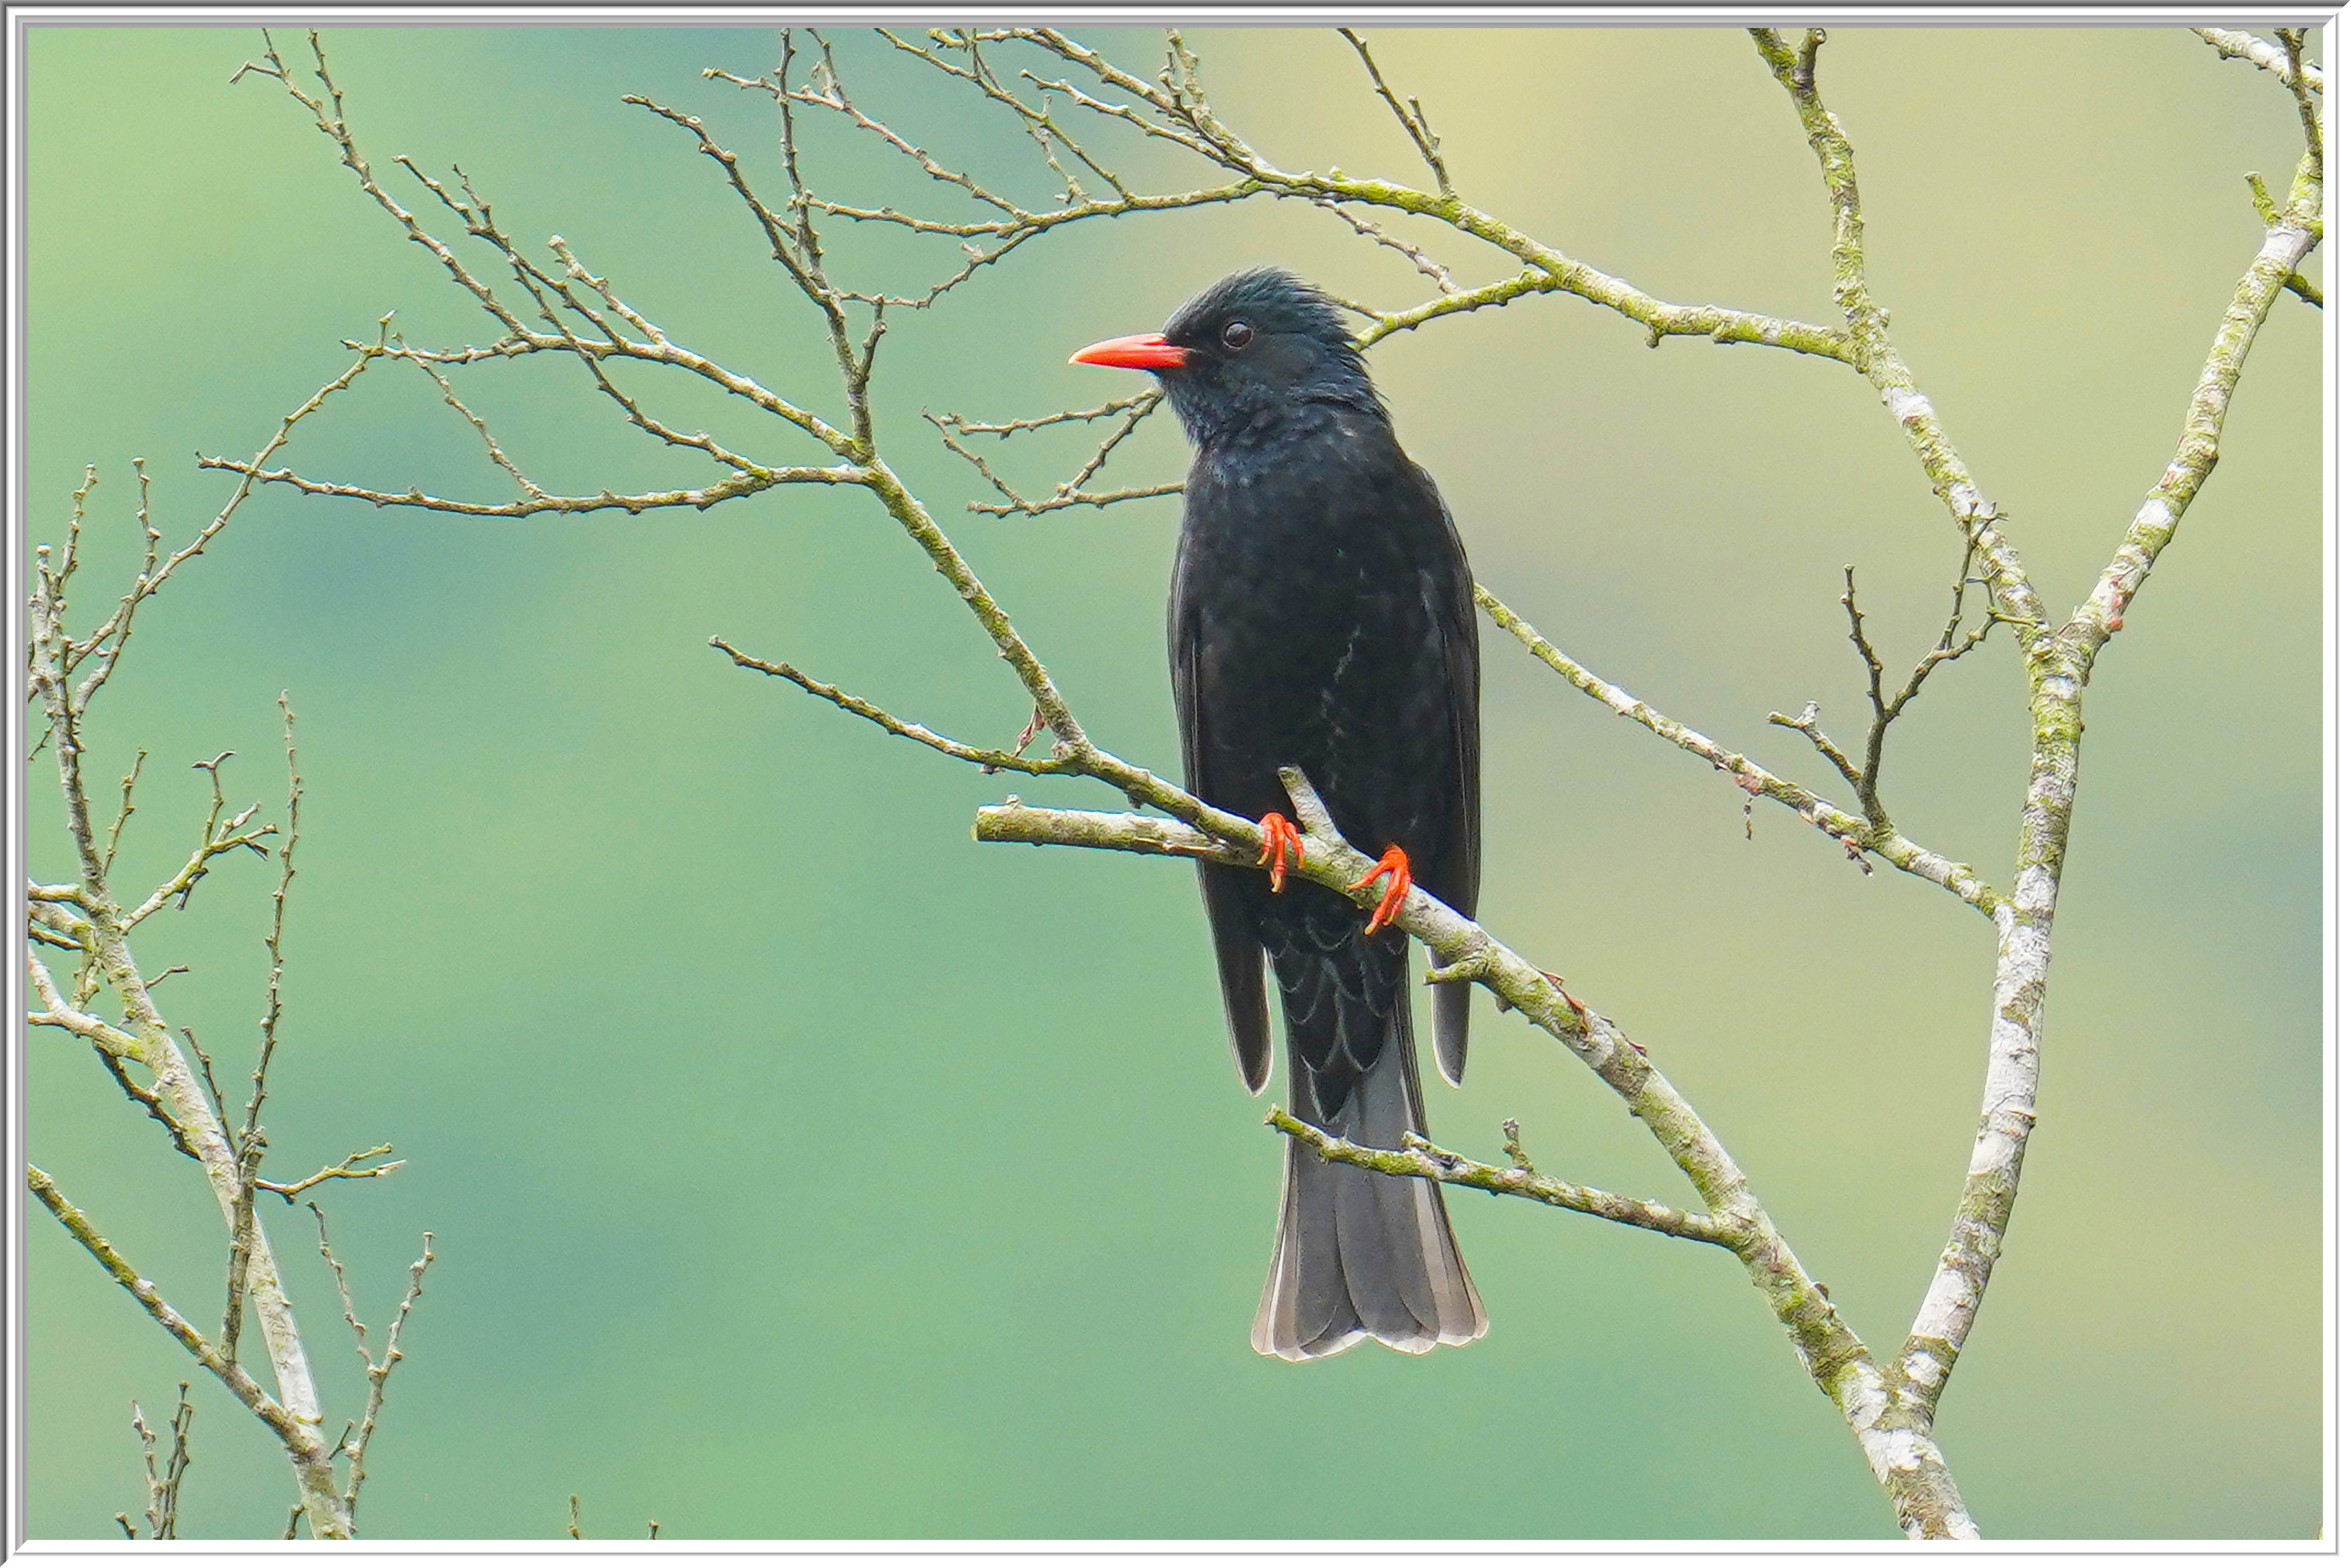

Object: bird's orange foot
[1256,813,1303,893]
[1349,845,1413,934]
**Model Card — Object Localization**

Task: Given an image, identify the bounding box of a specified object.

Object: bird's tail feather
[1252,999,1486,1361]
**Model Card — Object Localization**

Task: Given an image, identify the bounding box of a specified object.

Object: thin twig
[94,1048,203,1163]
[220,1130,266,1367]
[310,1203,369,1365]
[1847,549,2005,827]
[340,1220,435,1519]
[137,1385,195,1541]
[1477,588,1989,907]
[186,1026,228,1123]
[254,1144,402,1202]
[1767,698,1868,803]
[1271,1109,1738,1246]
[395,336,549,500]
[2274,29,2324,167]
[931,392,1158,437]
[122,753,275,928]
[240,694,302,1161]
[101,752,147,878]
[709,639,1071,776]
[1337,29,1450,195]
[1313,197,1457,293]
[129,1403,159,1536]
[928,400,1180,517]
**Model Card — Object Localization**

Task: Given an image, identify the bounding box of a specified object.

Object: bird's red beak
[1069,331,1191,371]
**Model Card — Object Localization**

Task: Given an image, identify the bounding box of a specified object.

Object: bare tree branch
[2273,29,2324,168]
[710,639,1071,776]
[1270,1109,1739,1247]
[239,696,303,1154]
[1744,33,2320,1518]
[2191,26,2325,94]
[1800,554,2005,835]
[122,751,276,929]
[974,765,1898,1507]
[1475,588,1992,908]
[101,751,147,879]
[928,398,1182,517]
[1337,29,1451,196]
[190,22,2317,1542]
[1887,124,2323,1441]
[127,1386,193,1541]
[29,1164,306,1447]
[254,1144,403,1203]
[26,456,423,1537]
[308,1206,434,1521]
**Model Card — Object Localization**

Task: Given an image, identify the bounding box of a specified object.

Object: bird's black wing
[1171,589,1274,1093]
[1415,463,1481,1087]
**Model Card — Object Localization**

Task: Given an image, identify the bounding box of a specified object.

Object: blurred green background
[21,23,2321,1541]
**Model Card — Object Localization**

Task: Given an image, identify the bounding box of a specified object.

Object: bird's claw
[1349,845,1413,934]
[1256,812,1304,893]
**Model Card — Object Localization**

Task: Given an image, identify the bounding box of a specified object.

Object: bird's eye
[1220,320,1254,350]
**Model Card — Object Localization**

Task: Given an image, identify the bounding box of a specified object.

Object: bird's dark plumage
[1076,267,1485,1360]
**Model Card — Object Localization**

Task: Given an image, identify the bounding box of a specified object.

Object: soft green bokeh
[23,24,2320,1541]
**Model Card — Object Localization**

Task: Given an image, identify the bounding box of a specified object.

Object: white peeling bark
[1895,192,2320,1428]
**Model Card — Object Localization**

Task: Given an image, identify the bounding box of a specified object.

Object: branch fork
[189,20,2318,1543]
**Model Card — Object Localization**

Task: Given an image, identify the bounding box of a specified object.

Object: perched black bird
[1073,268,1485,1360]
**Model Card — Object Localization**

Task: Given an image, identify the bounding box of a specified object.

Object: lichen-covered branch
[23,953,143,1062]
[2192,27,2325,95]
[213,21,2319,1543]
[1738,27,2319,1533]
[2067,164,2322,669]
[1475,585,1998,913]
[1269,1109,1739,1247]
[27,1164,316,1461]
[26,462,426,1537]
[1751,29,2054,681]
[28,531,343,1532]
[1891,135,2322,1440]
[752,25,1850,376]
[974,773,1962,1532]
[123,792,276,929]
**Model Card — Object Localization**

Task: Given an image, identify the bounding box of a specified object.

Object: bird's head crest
[1153,268,1379,446]
[1162,267,1358,358]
